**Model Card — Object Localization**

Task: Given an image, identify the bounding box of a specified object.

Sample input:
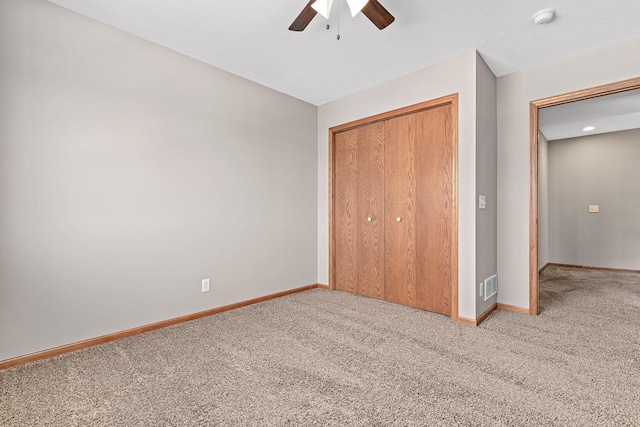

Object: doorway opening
[529,77,640,315]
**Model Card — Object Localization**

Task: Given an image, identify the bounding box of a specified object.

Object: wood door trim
[0,284,325,371]
[449,95,459,322]
[529,102,539,315]
[329,94,459,321]
[529,76,640,316]
[329,129,336,290]
[330,94,459,134]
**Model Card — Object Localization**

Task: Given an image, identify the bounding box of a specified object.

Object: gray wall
[475,52,498,315]
[548,129,640,269]
[497,36,640,309]
[317,51,479,319]
[538,132,549,269]
[0,0,318,361]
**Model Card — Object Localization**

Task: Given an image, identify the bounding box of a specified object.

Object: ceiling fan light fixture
[346,0,369,17]
[289,0,394,32]
[311,0,334,19]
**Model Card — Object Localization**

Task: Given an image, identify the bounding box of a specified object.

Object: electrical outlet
[589,205,599,213]
[202,278,210,293]
[479,282,483,297]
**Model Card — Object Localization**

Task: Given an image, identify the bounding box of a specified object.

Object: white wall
[497,36,640,309]
[475,53,498,315]
[538,132,549,269]
[548,129,640,269]
[0,0,318,361]
[317,51,478,319]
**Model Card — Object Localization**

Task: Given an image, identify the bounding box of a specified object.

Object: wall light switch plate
[588,205,599,213]
[202,278,211,293]
[479,195,487,209]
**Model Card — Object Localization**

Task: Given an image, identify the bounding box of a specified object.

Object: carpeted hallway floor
[1,266,639,426]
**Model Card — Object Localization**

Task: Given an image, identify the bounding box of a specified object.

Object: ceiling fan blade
[289,1,318,31]
[361,0,395,29]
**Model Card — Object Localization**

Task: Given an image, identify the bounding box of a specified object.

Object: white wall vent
[484,274,498,301]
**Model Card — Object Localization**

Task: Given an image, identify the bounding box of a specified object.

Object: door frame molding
[529,76,640,315]
[328,93,459,321]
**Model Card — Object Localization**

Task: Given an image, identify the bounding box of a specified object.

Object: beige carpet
[1,266,639,426]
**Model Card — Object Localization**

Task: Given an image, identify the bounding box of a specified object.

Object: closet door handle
[367,217,373,222]
[396,217,402,222]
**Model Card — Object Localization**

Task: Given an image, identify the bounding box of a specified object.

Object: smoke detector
[533,8,556,25]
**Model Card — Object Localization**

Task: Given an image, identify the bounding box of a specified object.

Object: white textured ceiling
[540,89,640,141]
[47,0,640,106]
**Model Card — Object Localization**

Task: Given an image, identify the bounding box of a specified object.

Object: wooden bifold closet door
[331,95,456,317]
[334,122,385,300]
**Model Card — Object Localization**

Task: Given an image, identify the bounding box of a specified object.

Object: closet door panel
[334,129,359,294]
[357,122,386,299]
[384,115,417,307]
[415,106,453,315]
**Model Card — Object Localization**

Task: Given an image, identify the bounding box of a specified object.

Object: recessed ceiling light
[583,126,595,132]
[533,8,556,25]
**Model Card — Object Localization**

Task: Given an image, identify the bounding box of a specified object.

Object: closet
[330,94,457,317]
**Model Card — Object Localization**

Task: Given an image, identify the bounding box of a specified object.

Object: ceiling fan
[289,0,395,32]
